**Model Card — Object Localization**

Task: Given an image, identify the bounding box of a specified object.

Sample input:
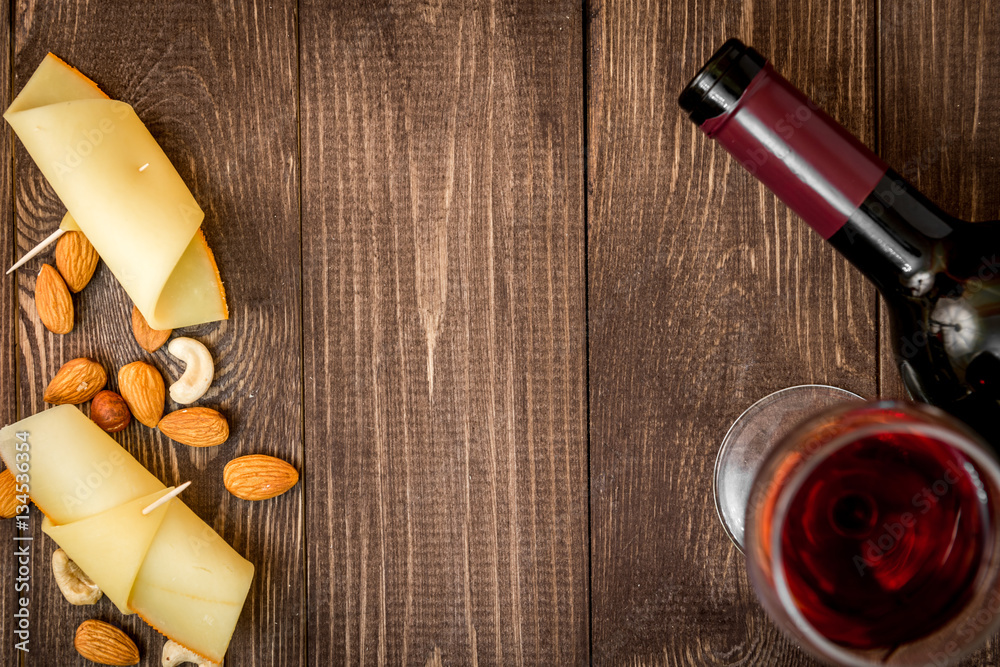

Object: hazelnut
[90,390,132,433]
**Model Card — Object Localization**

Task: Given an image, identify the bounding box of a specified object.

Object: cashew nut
[167,337,214,404]
[162,640,222,666]
[52,548,102,605]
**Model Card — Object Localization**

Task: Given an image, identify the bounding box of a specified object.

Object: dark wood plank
[300,1,587,664]
[11,1,301,664]
[588,0,878,663]
[878,2,1000,664]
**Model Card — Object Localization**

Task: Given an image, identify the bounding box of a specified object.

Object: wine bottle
[679,39,1000,448]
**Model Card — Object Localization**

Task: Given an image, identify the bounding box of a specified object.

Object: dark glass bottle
[680,39,1000,448]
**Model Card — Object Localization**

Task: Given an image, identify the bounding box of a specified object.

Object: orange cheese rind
[44,53,109,99]
[127,610,220,664]
[197,229,229,320]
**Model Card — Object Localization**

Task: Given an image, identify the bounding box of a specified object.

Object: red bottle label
[701,64,887,239]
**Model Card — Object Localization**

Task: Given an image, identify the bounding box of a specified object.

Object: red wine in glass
[746,401,1000,666]
[781,430,988,651]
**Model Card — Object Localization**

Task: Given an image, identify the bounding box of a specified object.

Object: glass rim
[713,384,863,553]
[767,419,1000,666]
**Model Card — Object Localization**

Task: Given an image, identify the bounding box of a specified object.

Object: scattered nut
[90,390,132,433]
[56,230,99,292]
[35,264,74,334]
[0,469,25,518]
[118,361,165,427]
[52,548,102,605]
[162,639,222,667]
[132,305,172,353]
[224,455,299,501]
[166,337,214,404]
[43,358,107,405]
[158,408,229,447]
[74,619,139,666]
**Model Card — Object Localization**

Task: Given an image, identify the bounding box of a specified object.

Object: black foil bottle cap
[679,38,767,125]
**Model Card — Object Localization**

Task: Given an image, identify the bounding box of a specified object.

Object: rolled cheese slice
[42,487,175,614]
[0,406,253,661]
[129,500,255,663]
[0,405,165,524]
[5,54,228,329]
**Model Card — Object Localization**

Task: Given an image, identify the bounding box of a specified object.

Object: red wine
[680,40,1000,450]
[779,429,990,650]
[745,402,1000,659]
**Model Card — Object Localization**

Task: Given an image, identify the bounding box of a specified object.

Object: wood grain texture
[878,2,1000,664]
[588,0,878,664]
[299,1,588,665]
[9,1,302,664]
[4,1,999,665]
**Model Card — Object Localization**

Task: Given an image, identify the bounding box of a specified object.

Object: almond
[35,264,73,334]
[55,230,99,292]
[117,361,165,427]
[90,390,131,433]
[157,407,229,447]
[43,358,107,405]
[0,469,26,519]
[131,305,171,353]
[224,455,299,501]
[74,619,139,666]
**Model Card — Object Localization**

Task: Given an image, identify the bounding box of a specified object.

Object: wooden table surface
[1,0,998,665]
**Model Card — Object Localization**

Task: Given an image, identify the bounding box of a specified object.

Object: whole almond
[43,358,107,405]
[0,469,26,519]
[90,390,132,433]
[56,230,99,292]
[74,619,139,666]
[157,408,229,447]
[224,455,299,501]
[131,305,171,353]
[35,264,73,334]
[117,361,165,427]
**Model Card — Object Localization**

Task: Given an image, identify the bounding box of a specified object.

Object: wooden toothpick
[6,228,66,275]
[141,481,191,516]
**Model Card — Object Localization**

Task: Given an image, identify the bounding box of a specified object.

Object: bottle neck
[830,170,958,295]
[692,61,888,239]
[680,40,958,295]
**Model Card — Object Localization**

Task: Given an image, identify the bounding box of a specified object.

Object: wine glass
[715,385,865,551]
[734,398,1000,666]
